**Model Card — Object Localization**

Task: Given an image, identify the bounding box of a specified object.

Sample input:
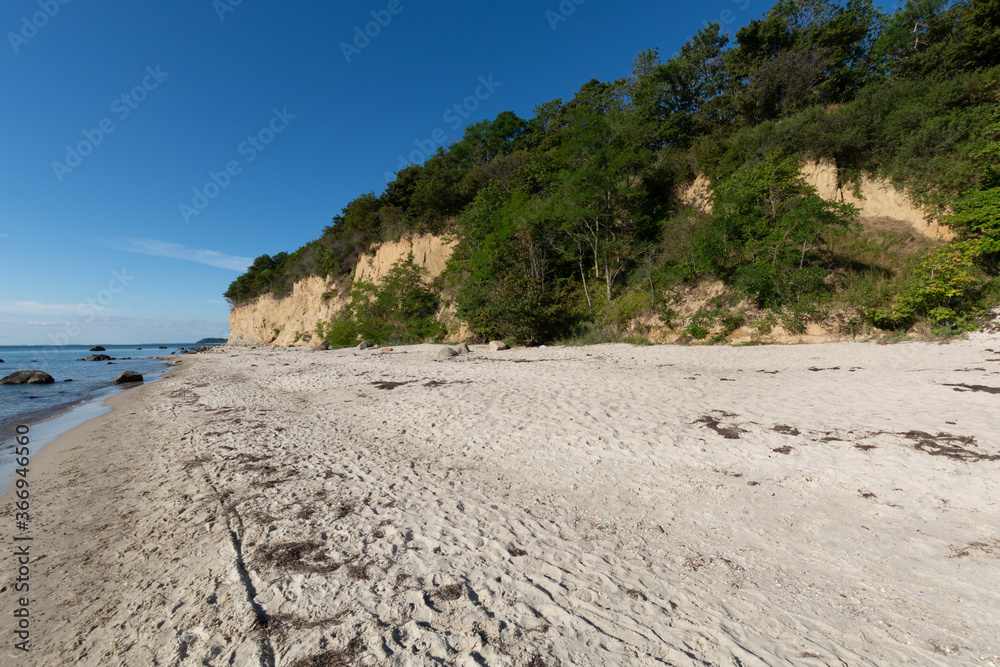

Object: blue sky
[0,0,819,345]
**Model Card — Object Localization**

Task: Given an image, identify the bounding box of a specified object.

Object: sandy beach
[1,338,998,666]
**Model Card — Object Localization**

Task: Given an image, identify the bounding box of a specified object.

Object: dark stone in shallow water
[90,345,106,351]
[113,371,143,384]
[79,355,113,361]
[1,370,55,385]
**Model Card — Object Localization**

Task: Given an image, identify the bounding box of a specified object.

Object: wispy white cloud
[0,312,229,345]
[101,238,251,271]
[1,301,80,315]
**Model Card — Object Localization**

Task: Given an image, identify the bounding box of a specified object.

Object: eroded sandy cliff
[680,159,954,241]
[231,168,950,346]
[228,235,455,346]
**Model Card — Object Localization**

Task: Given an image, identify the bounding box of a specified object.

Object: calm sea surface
[0,344,202,429]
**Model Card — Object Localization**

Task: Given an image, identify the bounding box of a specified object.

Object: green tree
[451,185,568,345]
[628,25,732,147]
[699,153,856,306]
[550,80,655,302]
[875,0,1000,78]
[729,0,882,122]
[321,255,444,346]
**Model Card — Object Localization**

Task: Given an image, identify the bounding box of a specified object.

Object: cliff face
[227,275,351,347]
[230,167,950,346]
[799,159,953,240]
[228,234,456,346]
[680,159,954,241]
[354,234,454,285]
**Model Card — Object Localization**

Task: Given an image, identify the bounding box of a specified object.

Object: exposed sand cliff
[681,159,954,241]
[227,274,350,347]
[228,235,455,346]
[354,234,454,285]
[231,167,948,347]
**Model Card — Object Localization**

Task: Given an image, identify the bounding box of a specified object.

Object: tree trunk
[648,264,655,307]
[604,258,613,302]
[579,257,593,314]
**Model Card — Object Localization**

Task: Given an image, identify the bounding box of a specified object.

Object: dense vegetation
[227,0,1000,345]
[315,256,445,347]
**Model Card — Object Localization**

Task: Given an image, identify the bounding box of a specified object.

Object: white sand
[1,338,998,666]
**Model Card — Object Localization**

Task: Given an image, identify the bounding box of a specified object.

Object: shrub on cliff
[869,107,1000,330]
[450,184,573,345]
[696,153,856,307]
[317,255,445,347]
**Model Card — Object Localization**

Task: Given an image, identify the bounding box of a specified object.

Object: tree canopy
[228,0,1000,342]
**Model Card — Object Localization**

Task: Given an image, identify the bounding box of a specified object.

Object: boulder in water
[90,345,106,351]
[80,355,113,361]
[113,371,143,384]
[1,370,55,385]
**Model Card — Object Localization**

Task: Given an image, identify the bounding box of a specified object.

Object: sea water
[0,343,211,496]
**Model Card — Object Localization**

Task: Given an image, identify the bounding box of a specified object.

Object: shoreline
[1,342,997,664]
[0,398,91,448]
[0,358,179,497]
[0,355,178,443]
